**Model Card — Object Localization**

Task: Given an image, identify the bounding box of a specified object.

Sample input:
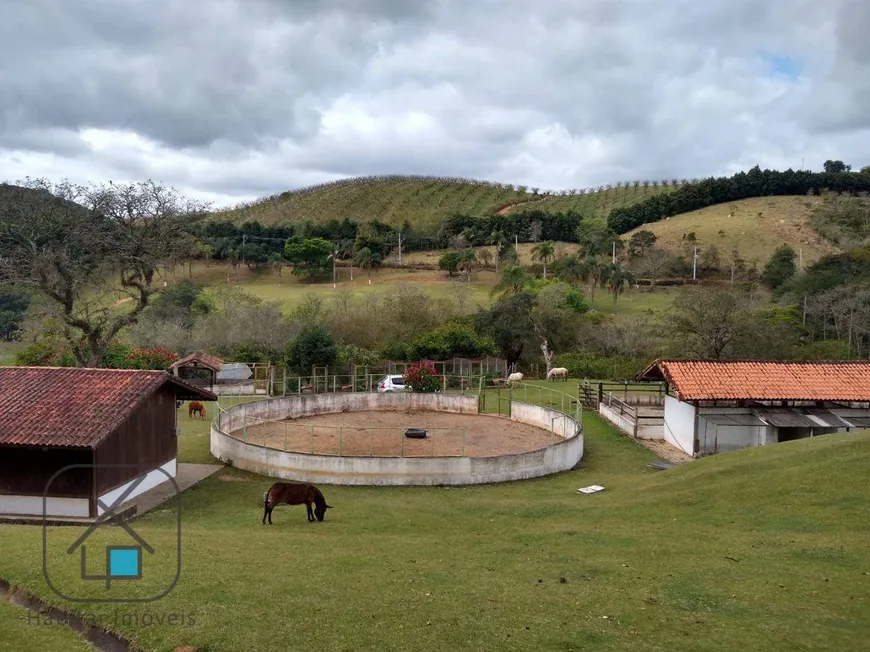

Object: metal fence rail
[212,379,582,458]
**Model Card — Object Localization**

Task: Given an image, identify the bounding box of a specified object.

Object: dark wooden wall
[0,446,93,498]
[93,386,177,497]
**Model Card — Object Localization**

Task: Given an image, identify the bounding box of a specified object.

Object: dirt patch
[233,410,560,457]
[495,197,548,215]
[638,439,693,464]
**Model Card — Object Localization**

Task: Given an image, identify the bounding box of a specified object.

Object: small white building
[634,359,870,457]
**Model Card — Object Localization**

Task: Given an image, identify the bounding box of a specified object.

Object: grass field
[157,261,679,318]
[394,241,582,266]
[625,195,837,267]
[1,392,869,652]
[215,177,678,229]
[0,598,93,652]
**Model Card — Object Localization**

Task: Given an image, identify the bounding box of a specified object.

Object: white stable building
[634,359,870,457]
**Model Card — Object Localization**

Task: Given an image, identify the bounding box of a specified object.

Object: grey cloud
[802,0,870,132]
[0,0,868,204]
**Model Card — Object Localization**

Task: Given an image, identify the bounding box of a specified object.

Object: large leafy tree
[633,246,673,289]
[474,292,536,370]
[0,179,206,366]
[283,236,333,279]
[762,244,797,290]
[530,282,587,372]
[667,287,749,359]
[823,160,851,173]
[628,230,657,258]
[284,325,338,374]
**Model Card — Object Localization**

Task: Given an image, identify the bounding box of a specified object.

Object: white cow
[547,367,569,381]
[507,372,523,386]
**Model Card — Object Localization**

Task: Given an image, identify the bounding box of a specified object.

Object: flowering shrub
[125,348,179,370]
[403,361,442,393]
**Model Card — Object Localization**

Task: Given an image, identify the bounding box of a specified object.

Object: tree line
[607,166,870,234]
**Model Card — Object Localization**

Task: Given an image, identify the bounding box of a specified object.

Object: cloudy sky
[1,0,868,207]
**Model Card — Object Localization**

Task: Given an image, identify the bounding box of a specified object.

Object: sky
[1,0,868,208]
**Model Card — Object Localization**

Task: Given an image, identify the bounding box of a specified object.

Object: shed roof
[637,359,870,402]
[0,367,216,449]
[169,350,225,372]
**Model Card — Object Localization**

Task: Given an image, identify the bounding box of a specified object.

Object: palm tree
[457,248,476,282]
[490,264,530,299]
[555,253,583,286]
[337,238,355,281]
[355,247,382,284]
[579,255,603,309]
[531,241,556,279]
[477,248,493,269]
[488,230,507,269]
[602,262,634,309]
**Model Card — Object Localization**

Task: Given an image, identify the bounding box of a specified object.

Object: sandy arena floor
[232,410,560,457]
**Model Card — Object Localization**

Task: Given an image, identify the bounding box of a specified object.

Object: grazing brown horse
[188,401,206,420]
[262,482,333,524]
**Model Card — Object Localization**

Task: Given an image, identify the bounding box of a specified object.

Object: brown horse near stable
[263,482,333,524]
[188,401,206,420]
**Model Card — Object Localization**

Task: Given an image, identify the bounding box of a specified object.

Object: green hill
[214,175,681,230]
[2,410,869,652]
[625,195,838,266]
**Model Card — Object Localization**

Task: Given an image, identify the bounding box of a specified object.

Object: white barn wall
[664,395,696,455]
[97,459,176,516]
[0,496,90,517]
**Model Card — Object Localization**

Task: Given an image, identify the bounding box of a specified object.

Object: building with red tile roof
[0,367,216,518]
[596,359,870,458]
[637,359,870,403]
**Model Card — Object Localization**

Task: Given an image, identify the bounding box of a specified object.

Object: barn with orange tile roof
[0,367,216,518]
[596,359,870,458]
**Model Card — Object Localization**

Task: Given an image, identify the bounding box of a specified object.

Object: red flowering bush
[125,348,179,370]
[403,361,442,393]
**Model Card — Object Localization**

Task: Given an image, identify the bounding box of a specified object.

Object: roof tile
[0,367,215,448]
[637,359,870,402]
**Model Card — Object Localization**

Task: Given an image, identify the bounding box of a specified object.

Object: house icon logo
[42,464,182,604]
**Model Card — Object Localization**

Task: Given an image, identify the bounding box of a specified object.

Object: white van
[377,375,407,392]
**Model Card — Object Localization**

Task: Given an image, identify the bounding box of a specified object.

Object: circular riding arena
[211,392,583,486]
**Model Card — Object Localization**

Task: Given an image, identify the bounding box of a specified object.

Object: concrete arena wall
[211,395,583,486]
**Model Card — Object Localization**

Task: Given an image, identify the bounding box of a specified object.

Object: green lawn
[0,598,93,652]
[160,261,678,321]
[2,393,869,651]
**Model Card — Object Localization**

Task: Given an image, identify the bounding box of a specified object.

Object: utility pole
[612,241,616,263]
[332,249,337,288]
[515,234,518,248]
[241,234,247,268]
[799,248,803,272]
[692,247,698,281]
